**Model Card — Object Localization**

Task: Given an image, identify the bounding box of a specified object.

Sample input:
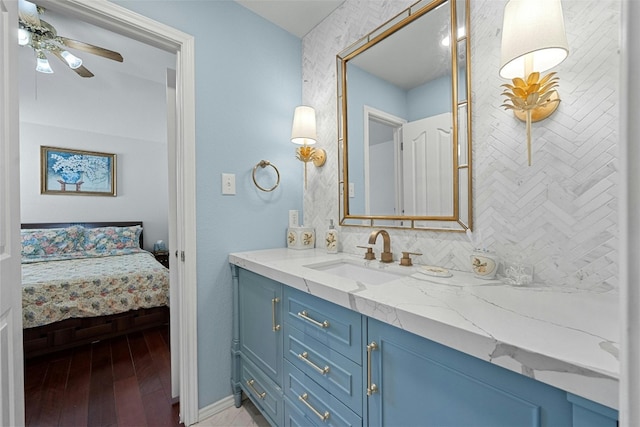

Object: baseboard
[197,395,236,423]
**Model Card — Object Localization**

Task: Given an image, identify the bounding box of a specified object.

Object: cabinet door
[366,319,571,427]
[239,269,283,385]
[567,393,618,427]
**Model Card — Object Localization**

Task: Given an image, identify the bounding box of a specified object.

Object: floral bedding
[22,250,169,329]
[21,225,142,262]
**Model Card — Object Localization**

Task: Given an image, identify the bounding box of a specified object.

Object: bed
[20,221,170,358]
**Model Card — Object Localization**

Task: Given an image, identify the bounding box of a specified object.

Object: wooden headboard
[21,221,144,249]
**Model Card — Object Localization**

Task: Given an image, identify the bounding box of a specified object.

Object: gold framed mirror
[337,0,471,231]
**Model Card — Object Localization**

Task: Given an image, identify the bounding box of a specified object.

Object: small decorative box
[287,227,315,250]
[470,250,499,279]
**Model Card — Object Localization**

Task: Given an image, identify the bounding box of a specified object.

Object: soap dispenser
[325,219,339,253]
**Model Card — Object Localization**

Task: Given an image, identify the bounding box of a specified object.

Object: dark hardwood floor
[24,326,183,427]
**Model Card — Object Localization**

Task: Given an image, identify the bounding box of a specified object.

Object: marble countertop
[229,248,619,409]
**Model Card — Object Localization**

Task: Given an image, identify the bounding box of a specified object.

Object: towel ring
[252,160,280,192]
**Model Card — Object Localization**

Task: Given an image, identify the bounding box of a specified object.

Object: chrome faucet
[368,229,393,263]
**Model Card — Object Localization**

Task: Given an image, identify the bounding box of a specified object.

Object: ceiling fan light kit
[60,50,82,69]
[35,51,53,74]
[18,0,123,77]
[18,28,30,45]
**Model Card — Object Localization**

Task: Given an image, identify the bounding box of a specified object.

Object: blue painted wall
[407,74,452,121]
[113,0,303,409]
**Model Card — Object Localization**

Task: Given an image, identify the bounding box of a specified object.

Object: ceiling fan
[18,0,123,77]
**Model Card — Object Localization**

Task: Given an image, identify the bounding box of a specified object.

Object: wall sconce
[291,105,326,188]
[499,0,569,166]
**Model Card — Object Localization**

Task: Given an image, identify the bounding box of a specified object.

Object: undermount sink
[304,259,407,285]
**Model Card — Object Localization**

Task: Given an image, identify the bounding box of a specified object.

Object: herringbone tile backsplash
[302,0,619,291]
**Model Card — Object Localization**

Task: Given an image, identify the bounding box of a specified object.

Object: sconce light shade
[499,0,569,79]
[291,105,317,145]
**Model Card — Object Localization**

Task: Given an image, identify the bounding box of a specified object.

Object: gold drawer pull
[272,297,281,332]
[366,341,379,396]
[298,351,330,375]
[299,392,330,422]
[246,379,266,400]
[298,310,330,328]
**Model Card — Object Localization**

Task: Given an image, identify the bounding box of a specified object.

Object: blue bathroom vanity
[230,249,618,426]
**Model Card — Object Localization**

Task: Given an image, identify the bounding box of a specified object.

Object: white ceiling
[20,1,456,108]
[18,6,175,85]
[19,0,344,85]
[235,0,345,38]
[19,6,175,141]
[19,1,344,135]
[349,2,452,90]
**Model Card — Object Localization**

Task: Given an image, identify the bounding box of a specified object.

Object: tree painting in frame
[41,146,116,196]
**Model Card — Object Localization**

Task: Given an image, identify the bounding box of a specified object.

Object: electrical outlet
[222,173,236,195]
[349,182,355,198]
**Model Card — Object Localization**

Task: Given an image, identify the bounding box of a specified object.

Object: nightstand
[153,250,170,269]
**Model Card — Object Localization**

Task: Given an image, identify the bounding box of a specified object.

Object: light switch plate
[349,182,355,198]
[289,210,299,228]
[222,173,236,195]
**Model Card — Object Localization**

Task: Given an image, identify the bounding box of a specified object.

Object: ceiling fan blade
[50,49,94,78]
[70,65,95,78]
[59,37,124,63]
[18,0,41,28]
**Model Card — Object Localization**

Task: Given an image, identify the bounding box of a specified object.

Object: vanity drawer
[284,396,316,427]
[241,356,283,427]
[284,323,362,413]
[284,287,362,363]
[283,360,362,427]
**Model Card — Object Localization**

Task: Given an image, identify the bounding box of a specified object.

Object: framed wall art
[40,146,117,196]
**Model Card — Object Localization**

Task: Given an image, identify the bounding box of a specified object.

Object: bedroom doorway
[15,0,198,425]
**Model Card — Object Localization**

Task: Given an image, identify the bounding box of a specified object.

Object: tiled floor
[193,399,269,427]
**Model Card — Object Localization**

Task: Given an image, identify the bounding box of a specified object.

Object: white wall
[18,17,174,251]
[303,0,620,292]
[20,123,169,251]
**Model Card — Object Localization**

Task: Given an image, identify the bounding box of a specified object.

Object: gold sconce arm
[295,145,326,189]
[500,71,561,166]
[296,145,327,167]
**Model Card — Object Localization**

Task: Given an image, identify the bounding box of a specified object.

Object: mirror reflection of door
[364,108,406,216]
[365,108,453,218]
[402,112,453,216]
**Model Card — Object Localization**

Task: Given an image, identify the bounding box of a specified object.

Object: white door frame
[1,0,25,424]
[33,0,199,424]
[620,1,639,426]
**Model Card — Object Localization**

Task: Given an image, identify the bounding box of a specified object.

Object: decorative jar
[470,250,499,279]
[287,227,315,250]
